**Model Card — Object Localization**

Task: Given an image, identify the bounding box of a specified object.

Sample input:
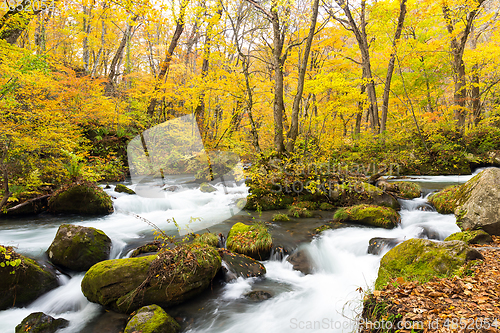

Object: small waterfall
[269,246,287,261]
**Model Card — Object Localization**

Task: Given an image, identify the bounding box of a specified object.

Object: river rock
[124,305,180,333]
[47,224,112,271]
[454,168,500,235]
[367,237,401,255]
[81,244,221,313]
[286,247,314,275]
[0,246,59,310]
[444,230,492,245]
[333,204,400,229]
[218,249,266,282]
[15,312,69,333]
[130,241,162,257]
[417,226,441,240]
[48,183,114,215]
[375,238,483,290]
[244,290,273,302]
[377,181,421,199]
[114,184,135,195]
[226,222,272,260]
[199,183,217,193]
[335,182,400,210]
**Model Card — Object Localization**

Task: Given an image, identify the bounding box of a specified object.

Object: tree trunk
[380,0,407,134]
[286,0,320,152]
[147,0,189,117]
[271,3,286,154]
[0,0,45,44]
[0,167,11,211]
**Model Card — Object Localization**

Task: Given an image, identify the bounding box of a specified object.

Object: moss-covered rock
[428,185,461,214]
[272,213,290,222]
[288,204,313,218]
[48,182,113,215]
[193,233,219,247]
[333,182,400,210]
[114,184,135,195]
[0,246,59,310]
[81,244,221,313]
[333,204,400,229]
[392,181,421,199]
[218,249,266,282]
[124,305,180,333]
[199,183,217,193]
[453,168,500,235]
[444,230,492,245]
[313,221,352,234]
[375,239,482,290]
[130,241,162,257]
[47,224,111,271]
[318,202,335,211]
[15,312,69,333]
[226,222,273,260]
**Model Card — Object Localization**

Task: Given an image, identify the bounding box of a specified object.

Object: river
[0,172,480,333]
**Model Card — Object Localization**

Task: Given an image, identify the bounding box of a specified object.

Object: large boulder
[333,205,400,229]
[0,246,59,310]
[81,244,221,313]
[47,224,112,271]
[375,238,483,290]
[48,182,114,215]
[226,223,273,260]
[218,249,266,282]
[15,312,69,333]
[454,168,500,235]
[124,305,180,333]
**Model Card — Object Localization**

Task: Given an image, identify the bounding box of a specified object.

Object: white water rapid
[0,172,472,333]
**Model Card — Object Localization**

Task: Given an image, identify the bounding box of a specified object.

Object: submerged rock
[0,246,59,310]
[454,168,500,235]
[81,244,221,313]
[375,238,483,290]
[367,237,401,255]
[226,222,272,260]
[114,184,135,195]
[286,247,314,275]
[218,249,266,282]
[124,305,180,333]
[244,290,272,302]
[417,226,441,240]
[47,224,111,271]
[333,205,400,229]
[15,312,69,333]
[48,182,113,215]
[445,230,492,245]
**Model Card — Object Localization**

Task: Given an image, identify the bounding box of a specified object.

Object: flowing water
[0,171,482,333]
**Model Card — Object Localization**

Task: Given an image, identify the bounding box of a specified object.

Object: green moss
[272,213,290,222]
[131,242,162,257]
[292,201,317,210]
[375,239,471,290]
[48,182,113,215]
[115,184,135,194]
[226,222,273,260]
[124,305,180,333]
[319,202,335,211]
[393,181,421,199]
[199,183,217,193]
[15,312,69,333]
[193,233,219,247]
[444,230,492,244]
[333,204,400,229]
[428,185,461,214]
[288,205,313,218]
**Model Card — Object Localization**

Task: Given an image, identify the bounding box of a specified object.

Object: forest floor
[361,236,500,333]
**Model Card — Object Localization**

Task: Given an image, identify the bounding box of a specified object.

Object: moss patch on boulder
[444,230,492,245]
[199,183,217,193]
[81,244,221,313]
[15,312,69,333]
[130,241,162,257]
[318,202,335,211]
[193,233,219,247]
[48,182,113,215]
[0,246,59,310]
[226,222,272,260]
[375,238,482,290]
[115,184,135,194]
[333,204,400,229]
[428,185,461,214]
[47,224,111,271]
[392,181,421,199]
[124,305,180,333]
